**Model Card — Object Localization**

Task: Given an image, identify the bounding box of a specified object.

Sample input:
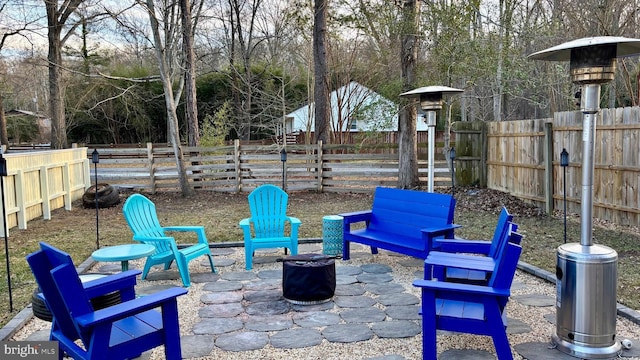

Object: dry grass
[1,187,639,330]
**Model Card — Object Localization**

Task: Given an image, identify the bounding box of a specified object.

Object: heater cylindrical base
[552,334,621,359]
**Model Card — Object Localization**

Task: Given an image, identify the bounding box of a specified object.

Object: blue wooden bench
[339,187,459,260]
[413,231,523,360]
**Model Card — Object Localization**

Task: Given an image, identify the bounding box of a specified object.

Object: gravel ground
[11,243,640,360]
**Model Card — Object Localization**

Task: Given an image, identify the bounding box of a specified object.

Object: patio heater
[529,36,640,359]
[399,86,463,192]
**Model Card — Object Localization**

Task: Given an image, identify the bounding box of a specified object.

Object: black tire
[83,184,120,208]
[31,288,52,322]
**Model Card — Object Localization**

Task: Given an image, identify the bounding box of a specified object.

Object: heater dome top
[528,36,640,61]
[399,86,464,98]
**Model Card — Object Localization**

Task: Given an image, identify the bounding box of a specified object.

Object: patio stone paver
[192,317,243,335]
[202,280,243,292]
[365,282,406,295]
[243,289,283,302]
[377,292,420,306]
[361,263,393,273]
[371,320,421,338]
[336,274,358,285]
[440,349,495,359]
[335,283,366,296]
[209,257,235,267]
[340,307,387,323]
[200,291,243,304]
[293,311,341,327]
[322,323,374,342]
[270,328,323,348]
[190,272,220,283]
[198,303,244,318]
[356,272,394,283]
[245,299,290,315]
[334,295,377,308]
[256,269,281,279]
[336,265,363,276]
[220,271,257,281]
[243,315,293,331]
[244,278,280,290]
[215,331,270,351]
[507,317,533,334]
[385,305,422,320]
[180,335,215,358]
[512,293,555,307]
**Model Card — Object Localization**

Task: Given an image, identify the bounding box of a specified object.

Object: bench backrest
[368,187,455,237]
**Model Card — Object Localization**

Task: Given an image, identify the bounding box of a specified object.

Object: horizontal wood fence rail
[85,141,453,195]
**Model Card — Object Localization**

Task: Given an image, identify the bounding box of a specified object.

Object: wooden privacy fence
[478,106,640,227]
[1,148,90,235]
[88,141,453,194]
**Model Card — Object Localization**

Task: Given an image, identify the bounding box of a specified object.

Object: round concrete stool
[322,215,343,256]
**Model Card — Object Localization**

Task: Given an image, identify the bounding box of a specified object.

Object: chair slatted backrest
[488,231,523,291]
[123,194,172,253]
[50,262,95,345]
[487,207,514,258]
[248,184,289,238]
[25,243,88,343]
[368,187,456,237]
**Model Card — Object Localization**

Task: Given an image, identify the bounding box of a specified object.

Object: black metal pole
[92,149,100,249]
[280,148,287,191]
[0,153,13,312]
[561,148,569,244]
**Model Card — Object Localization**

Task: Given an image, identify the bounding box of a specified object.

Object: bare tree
[181,0,200,147]
[313,0,330,144]
[142,0,192,196]
[397,0,419,189]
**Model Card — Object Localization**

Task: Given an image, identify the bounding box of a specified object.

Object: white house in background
[284,81,432,134]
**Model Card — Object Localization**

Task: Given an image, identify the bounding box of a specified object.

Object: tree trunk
[182,0,200,147]
[146,0,192,196]
[398,0,420,189]
[313,0,330,144]
[46,1,68,149]
[0,94,8,146]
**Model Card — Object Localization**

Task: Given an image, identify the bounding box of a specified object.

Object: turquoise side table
[92,243,155,271]
[322,215,343,256]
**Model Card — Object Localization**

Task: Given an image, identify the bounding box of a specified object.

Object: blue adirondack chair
[429,207,515,284]
[123,193,215,287]
[239,184,301,270]
[26,242,187,360]
[413,232,523,360]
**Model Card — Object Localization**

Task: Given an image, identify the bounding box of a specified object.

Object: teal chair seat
[239,184,301,270]
[123,194,215,287]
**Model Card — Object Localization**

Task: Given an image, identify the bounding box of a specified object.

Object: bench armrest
[339,210,372,225]
[83,270,141,302]
[425,252,495,272]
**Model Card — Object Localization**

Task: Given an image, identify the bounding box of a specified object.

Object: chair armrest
[75,287,188,328]
[435,239,492,254]
[421,223,461,238]
[286,217,301,225]
[83,270,141,302]
[412,278,510,298]
[163,226,209,245]
[425,252,495,272]
[238,218,251,228]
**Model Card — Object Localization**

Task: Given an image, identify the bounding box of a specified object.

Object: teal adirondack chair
[239,184,301,270]
[123,194,215,287]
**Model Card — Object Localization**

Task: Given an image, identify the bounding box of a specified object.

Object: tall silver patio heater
[399,86,463,192]
[529,36,640,359]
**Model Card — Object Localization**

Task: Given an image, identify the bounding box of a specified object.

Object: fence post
[317,141,323,192]
[147,143,155,194]
[544,121,554,214]
[234,139,241,193]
